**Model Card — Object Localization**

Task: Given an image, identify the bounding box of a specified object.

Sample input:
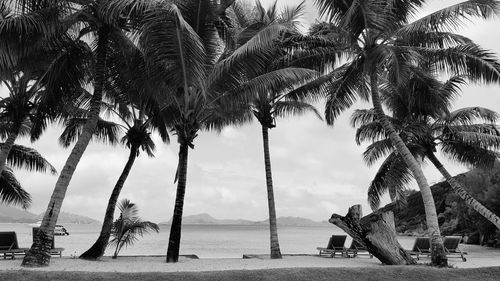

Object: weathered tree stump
[329,205,416,265]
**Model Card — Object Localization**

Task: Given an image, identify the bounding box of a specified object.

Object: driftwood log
[329,204,416,265]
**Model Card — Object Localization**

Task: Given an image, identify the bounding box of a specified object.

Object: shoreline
[1,244,500,273]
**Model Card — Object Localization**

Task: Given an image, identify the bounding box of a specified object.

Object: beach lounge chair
[0,232,28,259]
[32,228,64,257]
[408,237,431,260]
[347,239,373,258]
[444,236,467,262]
[317,235,348,257]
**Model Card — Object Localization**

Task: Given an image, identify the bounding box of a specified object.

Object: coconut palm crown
[351,72,500,229]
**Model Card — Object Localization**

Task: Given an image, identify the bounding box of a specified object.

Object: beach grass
[3,266,500,281]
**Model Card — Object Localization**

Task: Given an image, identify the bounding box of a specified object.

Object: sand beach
[1,244,499,272]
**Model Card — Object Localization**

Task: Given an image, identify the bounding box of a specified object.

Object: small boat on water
[54,225,70,236]
[28,221,70,236]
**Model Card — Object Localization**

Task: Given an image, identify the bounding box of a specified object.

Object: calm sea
[0,223,415,258]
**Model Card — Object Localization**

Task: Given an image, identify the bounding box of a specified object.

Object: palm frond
[233,68,319,101]
[396,30,474,48]
[367,152,413,211]
[272,100,322,120]
[362,138,394,166]
[324,59,368,125]
[399,0,500,34]
[59,117,122,148]
[5,144,57,174]
[441,141,500,169]
[350,109,377,128]
[140,2,207,93]
[0,168,31,209]
[279,0,306,31]
[212,23,286,85]
[417,43,500,84]
[444,107,500,125]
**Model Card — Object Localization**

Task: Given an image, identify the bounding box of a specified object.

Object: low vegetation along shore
[3,267,500,281]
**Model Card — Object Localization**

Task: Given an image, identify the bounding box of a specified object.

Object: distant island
[1,205,332,227]
[159,213,329,226]
[0,205,100,224]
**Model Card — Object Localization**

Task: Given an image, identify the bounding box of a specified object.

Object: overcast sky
[1,0,500,223]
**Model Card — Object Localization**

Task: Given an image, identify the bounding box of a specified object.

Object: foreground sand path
[1,245,498,272]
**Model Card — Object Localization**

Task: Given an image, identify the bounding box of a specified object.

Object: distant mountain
[256,216,328,227]
[0,205,99,224]
[159,213,327,226]
[35,212,100,225]
[0,205,37,223]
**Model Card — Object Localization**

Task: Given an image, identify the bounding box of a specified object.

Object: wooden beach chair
[408,237,431,260]
[32,228,64,257]
[444,236,467,262]
[317,235,348,257]
[347,239,373,258]
[0,232,28,259]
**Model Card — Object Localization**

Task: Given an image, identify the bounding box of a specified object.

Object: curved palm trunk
[427,152,500,229]
[0,123,21,174]
[80,145,140,260]
[370,73,447,266]
[22,27,109,267]
[261,125,282,259]
[166,143,189,263]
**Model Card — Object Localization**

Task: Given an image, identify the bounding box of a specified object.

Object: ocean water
[0,223,415,258]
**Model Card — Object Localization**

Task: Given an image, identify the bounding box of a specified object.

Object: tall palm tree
[0,143,57,208]
[21,0,155,267]
[109,199,159,259]
[351,73,500,229]
[287,0,500,265]
[229,0,320,259]
[138,0,299,262]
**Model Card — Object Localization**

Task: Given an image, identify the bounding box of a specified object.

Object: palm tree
[78,105,169,260]
[229,0,320,259]
[20,0,155,266]
[109,199,159,259]
[0,143,57,208]
[138,0,297,262]
[287,0,500,265]
[351,73,500,230]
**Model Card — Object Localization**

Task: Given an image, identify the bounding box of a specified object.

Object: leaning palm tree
[138,0,297,262]
[287,0,500,265]
[77,106,169,260]
[229,0,320,259]
[21,0,156,266]
[109,199,159,259]
[0,143,57,208]
[351,73,500,230]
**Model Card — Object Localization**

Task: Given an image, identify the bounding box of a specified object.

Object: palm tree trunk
[427,151,500,229]
[166,143,189,263]
[22,27,109,267]
[369,72,447,266]
[0,122,21,174]
[80,145,140,260]
[261,125,282,259]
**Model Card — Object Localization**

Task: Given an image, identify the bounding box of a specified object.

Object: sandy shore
[1,245,499,272]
